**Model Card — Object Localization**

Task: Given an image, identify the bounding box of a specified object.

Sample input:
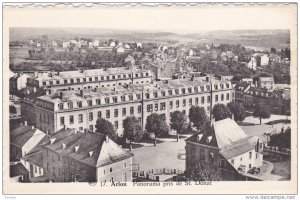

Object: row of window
[59,107,142,126]
[57,92,232,110]
[42,72,150,86]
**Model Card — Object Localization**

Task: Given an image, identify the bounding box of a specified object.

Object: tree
[170,111,188,142]
[212,104,232,121]
[188,106,209,131]
[227,102,247,122]
[95,118,117,141]
[186,162,222,181]
[253,102,271,124]
[123,116,144,151]
[145,113,169,146]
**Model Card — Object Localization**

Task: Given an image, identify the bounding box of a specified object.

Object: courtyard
[130,115,291,176]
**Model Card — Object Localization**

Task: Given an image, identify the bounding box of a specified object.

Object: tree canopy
[170,111,188,142]
[188,106,209,131]
[123,116,144,147]
[145,113,169,146]
[253,102,271,124]
[95,118,117,141]
[212,103,232,121]
[227,102,247,122]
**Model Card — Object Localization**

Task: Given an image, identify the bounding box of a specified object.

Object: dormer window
[136,94,141,100]
[161,91,166,97]
[206,136,212,144]
[153,92,158,98]
[58,103,64,110]
[105,97,110,104]
[188,88,192,93]
[87,100,93,107]
[206,85,210,91]
[89,151,94,157]
[145,93,150,99]
[128,95,133,101]
[77,101,82,108]
[175,89,179,95]
[214,84,218,90]
[96,99,101,105]
[113,97,118,103]
[181,88,186,94]
[194,87,198,92]
[168,90,173,95]
[121,96,126,101]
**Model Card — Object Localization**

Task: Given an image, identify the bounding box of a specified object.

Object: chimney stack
[24,121,28,126]
[31,125,35,130]
[59,91,63,99]
[105,135,109,143]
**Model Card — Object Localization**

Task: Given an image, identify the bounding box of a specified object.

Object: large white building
[26,68,153,93]
[33,77,234,136]
[248,56,257,71]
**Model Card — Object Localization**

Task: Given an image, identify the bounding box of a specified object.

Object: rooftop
[43,128,133,167]
[186,118,258,159]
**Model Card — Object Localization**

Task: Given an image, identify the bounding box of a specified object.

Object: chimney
[34,71,38,78]
[24,121,28,126]
[33,87,37,93]
[46,130,49,135]
[105,135,109,143]
[62,143,66,149]
[89,151,94,157]
[59,91,63,99]
[31,125,35,130]
[80,90,83,97]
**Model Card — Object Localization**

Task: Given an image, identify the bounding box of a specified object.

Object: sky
[3,3,297,33]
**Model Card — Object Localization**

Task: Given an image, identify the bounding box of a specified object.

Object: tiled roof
[44,128,133,167]
[220,136,258,159]
[186,118,256,159]
[37,78,231,104]
[11,128,46,148]
[213,118,247,149]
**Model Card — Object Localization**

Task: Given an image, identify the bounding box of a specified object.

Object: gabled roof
[220,136,258,159]
[186,118,257,159]
[11,126,47,148]
[43,128,133,168]
[213,118,247,149]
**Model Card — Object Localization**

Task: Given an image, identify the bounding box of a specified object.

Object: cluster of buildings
[185,118,264,180]
[10,122,133,182]
[234,76,290,114]
[20,68,234,136]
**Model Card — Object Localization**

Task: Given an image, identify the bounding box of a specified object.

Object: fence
[132,168,184,182]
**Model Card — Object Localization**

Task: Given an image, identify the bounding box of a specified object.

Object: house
[42,127,133,182]
[260,55,269,66]
[241,78,254,86]
[21,136,49,182]
[234,82,251,103]
[93,40,100,47]
[221,52,227,61]
[62,42,70,49]
[248,56,257,71]
[233,56,239,62]
[10,163,30,182]
[185,118,264,181]
[10,73,31,91]
[258,77,274,90]
[10,123,47,161]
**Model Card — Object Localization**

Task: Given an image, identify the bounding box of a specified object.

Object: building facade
[26,68,153,93]
[42,127,133,182]
[258,77,274,90]
[185,118,264,181]
[33,77,234,136]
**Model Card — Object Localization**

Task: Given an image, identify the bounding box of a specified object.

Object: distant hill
[9,28,290,49]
